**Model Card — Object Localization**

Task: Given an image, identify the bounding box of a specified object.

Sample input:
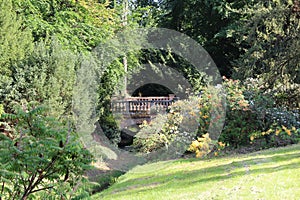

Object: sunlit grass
[92,144,300,200]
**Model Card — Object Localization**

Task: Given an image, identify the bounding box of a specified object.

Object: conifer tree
[6,40,77,118]
[0,0,33,104]
[233,0,300,108]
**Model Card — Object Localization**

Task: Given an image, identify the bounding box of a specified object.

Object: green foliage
[99,114,121,146]
[219,77,258,147]
[170,78,255,149]
[250,125,300,148]
[254,108,299,147]
[194,88,218,138]
[0,0,298,184]
[221,109,257,147]
[233,0,300,109]
[265,108,300,129]
[131,77,296,155]
[133,113,180,153]
[0,0,33,101]
[13,0,119,51]
[242,78,299,147]
[220,77,299,149]
[0,0,33,71]
[5,39,77,118]
[72,53,101,150]
[157,0,253,77]
[243,78,275,130]
[0,102,93,199]
[133,91,222,154]
[131,0,161,28]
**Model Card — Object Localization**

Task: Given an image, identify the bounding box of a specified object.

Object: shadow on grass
[86,169,125,194]
[104,151,300,195]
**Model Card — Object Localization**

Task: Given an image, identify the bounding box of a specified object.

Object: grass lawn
[92,144,300,200]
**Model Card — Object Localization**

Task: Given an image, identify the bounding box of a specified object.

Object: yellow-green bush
[250,125,300,147]
[188,133,213,158]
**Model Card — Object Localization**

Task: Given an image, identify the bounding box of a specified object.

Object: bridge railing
[111,96,179,114]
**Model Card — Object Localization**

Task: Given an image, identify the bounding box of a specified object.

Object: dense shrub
[265,108,300,129]
[3,40,77,118]
[243,78,277,130]
[241,78,300,147]
[99,114,121,146]
[134,77,299,156]
[133,112,183,153]
[218,77,300,151]
[218,77,259,147]
[220,109,257,148]
[250,125,300,147]
[133,86,223,154]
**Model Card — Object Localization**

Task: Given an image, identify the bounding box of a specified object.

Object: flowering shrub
[133,95,208,153]
[188,133,213,158]
[213,141,227,157]
[134,77,257,154]
[223,77,250,111]
[134,77,299,156]
[242,77,300,147]
[265,108,299,129]
[194,88,214,138]
[218,77,259,147]
[133,111,183,153]
[133,84,225,155]
[250,125,300,147]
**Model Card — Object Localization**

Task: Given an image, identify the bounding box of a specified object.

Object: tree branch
[1,181,5,199]
[31,186,54,194]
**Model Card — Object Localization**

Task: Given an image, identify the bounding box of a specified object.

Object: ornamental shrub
[265,108,300,129]
[188,133,213,158]
[133,113,182,153]
[133,96,202,153]
[134,77,298,156]
[250,125,300,147]
[219,77,259,147]
[133,86,223,154]
[221,77,300,148]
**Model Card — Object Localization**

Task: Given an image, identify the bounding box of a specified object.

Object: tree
[0,102,93,199]
[4,40,77,118]
[233,0,300,108]
[157,0,252,77]
[13,0,119,51]
[0,0,33,104]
